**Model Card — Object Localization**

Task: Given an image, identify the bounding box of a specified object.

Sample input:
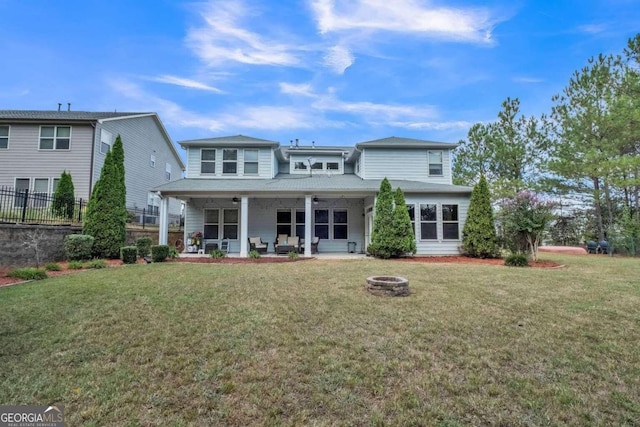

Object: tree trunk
[603,180,615,234]
[592,177,606,241]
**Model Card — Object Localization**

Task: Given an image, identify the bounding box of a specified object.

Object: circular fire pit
[366,276,409,296]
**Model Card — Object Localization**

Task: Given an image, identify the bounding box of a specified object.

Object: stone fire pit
[366,276,410,296]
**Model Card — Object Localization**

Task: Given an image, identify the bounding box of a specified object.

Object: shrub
[85,259,107,269]
[248,249,261,259]
[390,187,417,257]
[136,237,153,257]
[504,253,529,267]
[209,248,227,259]
[52,170,75,219]
[368,178,394,259]
[287,251,299,259]
[151,245,170,262]
[168,246,180,259]
[64,234,94,261]
[462,175,499,258]
[68,261,83,270]
[44,262,62,271]
[8,268,47,280]
[120,246,138,264]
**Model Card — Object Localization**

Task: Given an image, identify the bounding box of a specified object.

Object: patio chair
[586,240,598,254]
[300,237,320,254]
[248,237,268,253]
[220,239,230,254]
[597,240,609,254]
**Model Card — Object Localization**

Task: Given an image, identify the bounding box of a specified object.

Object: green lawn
[1,255,639,426]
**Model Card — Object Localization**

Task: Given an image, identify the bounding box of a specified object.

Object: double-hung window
[295,210,305,238]
[203,209,220,239]
[165,163,172,181]
[223,149,238,174]
[428,151,443,176]
[100,129,112,154]
[14,178,30,208]
[0,125,9,149]
[333,210,348,239]
[314,209,329,239]
[407,204,415,234]
[442,204,459,240]
[33,178,49,208]
[223,209,239,239]
[201,149,216,174]
[244,149,259,174]
[40,126,71,150]
[276,209,292,236]
[420,204,437,240]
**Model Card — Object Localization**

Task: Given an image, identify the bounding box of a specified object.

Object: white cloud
[186,0,301,67]
[577,23,607,34]
[310,0,498,44]
[393,120,474,131]
[149,74,224,93]
[323,45,355,74]
[314,96,438,121]
[512,76,544,84]
[279,82,316,97]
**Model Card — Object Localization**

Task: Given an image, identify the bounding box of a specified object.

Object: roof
[179,135,280,148]
[355,136,458,149]
[0,110,150,121]
[154,174,472,197]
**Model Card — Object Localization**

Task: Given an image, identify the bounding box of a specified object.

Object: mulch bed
[0,255,561,288]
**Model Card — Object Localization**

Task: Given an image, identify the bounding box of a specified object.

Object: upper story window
[294,161,307,170]
[165,163,172,181]
[327,162,339,171]
[244,149,259,174]
[150,154,156,168]
[223,149,238,174]
[0,125,9,149]
[201,149,216,174]
[100,129,112,154]
[40,126,71,150]
[428,151,443,176]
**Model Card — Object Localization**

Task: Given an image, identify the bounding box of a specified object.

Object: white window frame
[100,129,112,155]
[243,149,259,175]
[0,125,9,149]
[294,161,308,171]
[203,208,220,240]
[201,149,216,174]
[32,178,50,209]
[314,208,329,240]
[428,151,443,176]
[165,163,172,181]
[222,208,239,240]
[276,209,293,237]
[442,204,460,240]
[39,125,71,150]
[52,177,61,195]
[222,149,238,175]
[419,203,438,241]
[14,178,30,208]
[333,209,348,240]
[407,204,416,235]
[150,154,156,168]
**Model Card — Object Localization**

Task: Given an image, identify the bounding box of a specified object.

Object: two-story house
[153,135,472,256]
[0,110,185,221]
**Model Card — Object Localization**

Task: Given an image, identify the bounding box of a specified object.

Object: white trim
[38,125,72,150]
[0,124,10,149]
[100,129,113,155]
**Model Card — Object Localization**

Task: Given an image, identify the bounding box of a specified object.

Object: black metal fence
[0,186,182,229]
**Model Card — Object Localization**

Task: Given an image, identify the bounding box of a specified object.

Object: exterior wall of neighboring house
[288,154,345,174]
[361,148,452,184]
[0,122,95,199]
[185,146,273,179]
[95,116,184,216]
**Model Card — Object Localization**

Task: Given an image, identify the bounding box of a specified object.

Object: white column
[304,195,312,257]
[158,195,169,245]
[240,196,249,257]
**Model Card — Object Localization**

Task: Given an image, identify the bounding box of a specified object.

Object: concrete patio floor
[179,252,370,260]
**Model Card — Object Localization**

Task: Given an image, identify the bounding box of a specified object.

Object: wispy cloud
[310,0,498,44]
[393,120,475,131]
[279,82,316,97]
[186,0,302,67]
[577,23,607,34]
[148,74,224,93]
[323,45,355,74]
[512,76,544,84]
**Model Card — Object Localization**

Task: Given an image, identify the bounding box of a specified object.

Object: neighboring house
[0,109,185,223]
[153,135,472,256]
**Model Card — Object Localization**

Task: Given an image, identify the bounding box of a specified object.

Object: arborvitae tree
[368,178,394,258]
[83,143,127,258]
[52,170,75,219]
[462,175,499,258]
[391,187,416,257]
[111,135,127,213]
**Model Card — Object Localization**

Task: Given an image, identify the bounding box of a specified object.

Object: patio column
[304,195,312,257]
[158,194,169,245]
[240,196,249,257]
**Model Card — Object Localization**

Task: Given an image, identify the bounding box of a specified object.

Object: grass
[1,254,639,425]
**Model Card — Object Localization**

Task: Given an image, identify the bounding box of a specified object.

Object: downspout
[89,122,96,197]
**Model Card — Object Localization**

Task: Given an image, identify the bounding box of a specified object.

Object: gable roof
[355,136,458,149]
[0,110,150,121]
[179,134,280,148]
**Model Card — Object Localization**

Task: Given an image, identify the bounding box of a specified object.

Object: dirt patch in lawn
[394,256,562,268]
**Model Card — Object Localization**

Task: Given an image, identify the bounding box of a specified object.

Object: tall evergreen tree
[111,135,126,213]
[368,178,394,258]
[391,187,417,256]
[52,170,75,220]
[462,175,499,258]
[83,141,127,258]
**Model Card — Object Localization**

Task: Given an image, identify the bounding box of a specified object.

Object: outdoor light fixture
[313,197,319,205]
[232,197,239,205]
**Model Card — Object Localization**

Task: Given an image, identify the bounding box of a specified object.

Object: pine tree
[368,178,394,258]
[462,175,499,258]
[52,170,75,220]
[83,139,127,258]
[391,187,416,256]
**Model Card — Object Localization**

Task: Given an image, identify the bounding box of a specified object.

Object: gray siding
[362,148,452,184]
[186,146,273,179]
[99,116,184,215]
[0,123,94,199]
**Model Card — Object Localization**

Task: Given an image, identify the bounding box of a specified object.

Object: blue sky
[1,0,639,149]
